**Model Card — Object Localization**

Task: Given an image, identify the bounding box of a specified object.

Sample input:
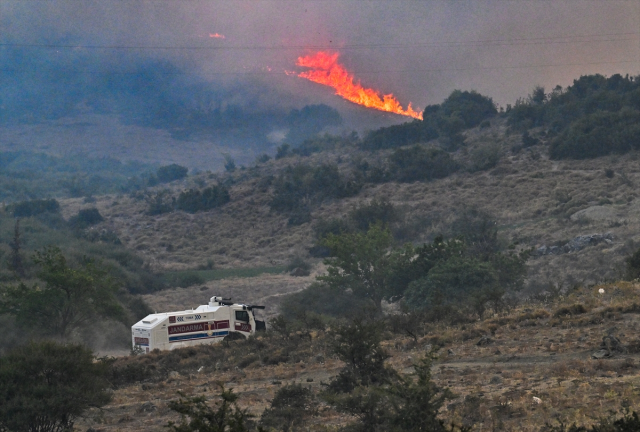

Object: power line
[1,32,639,51]
[1,59,638,77]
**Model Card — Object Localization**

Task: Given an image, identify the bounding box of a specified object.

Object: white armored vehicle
[131,296,265,353]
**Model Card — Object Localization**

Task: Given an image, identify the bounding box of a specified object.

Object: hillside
[3,74,640,431]
[57,115,640,315]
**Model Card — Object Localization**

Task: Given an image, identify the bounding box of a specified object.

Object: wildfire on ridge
[296,51,422,120]
[209,33,226,39]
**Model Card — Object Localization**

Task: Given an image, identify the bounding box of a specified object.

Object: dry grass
[55,118,640,294]
[75,282,640,432]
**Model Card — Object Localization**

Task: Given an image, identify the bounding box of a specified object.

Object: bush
[625,247,640,280]
[9,198,60,217]
[69,207,104,229]
[508,74,640,160]
[327,318,394,393]
[0,341,112,432]
[280,282,371,318]
[313,217,353,240]
[164,271,206,288]
[361,90,496,150]
[275,143,291,159]
[285,256,312,276]
[468,143,501,172]
[260,384,318,432]
[348,198,398,232]
[167,386,255,432]
[549,108,640,159]
[387,145,460,182]
[176,185,231,213]
[287,207,311,226]
[157,164,188,183]
[270,164,361,213]
[438,89,497,129]
[403,257,499,314]
[146,190,175,215]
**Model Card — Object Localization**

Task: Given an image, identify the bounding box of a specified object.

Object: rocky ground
[78,281,640,432]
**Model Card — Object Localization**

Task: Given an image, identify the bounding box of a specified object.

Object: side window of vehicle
[235,311,250,322]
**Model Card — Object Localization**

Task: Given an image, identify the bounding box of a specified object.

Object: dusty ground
[140,271,319,320]
[77,281,640,432]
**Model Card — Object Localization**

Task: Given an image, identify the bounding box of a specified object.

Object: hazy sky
[2,0,640,113]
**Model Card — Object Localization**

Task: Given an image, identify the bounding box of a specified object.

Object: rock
[139,402,157,413]
[118,415,134,423]
[592,349,610,359]
[477,335,493,346]
[601,335,626,354]
[290,267,310,277]
[535,246,548,256]
[570,206,617,222]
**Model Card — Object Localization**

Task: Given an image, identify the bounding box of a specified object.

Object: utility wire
[1,59,638,76]
[1,32,639,51]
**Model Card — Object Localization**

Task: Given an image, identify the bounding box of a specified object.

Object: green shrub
[403,257,499,313]
[280,282,371,318]
[313,217,353,240]
[167,386,254,432]
[549,108,640,159]
[285,256,312,276]
[361,90,496,150]
[176,185,231,213]
[0,341,112,432]
[387,145,460,182]
[260,384,318,432]
[348,198,398,232]
[157,164,188,183]
[270,164,361,213]
[508,74,640,160]
[164,271,206,288]
[468,143,501,172]
[146,190,175,215]
[327,318,394,393]
[69,208,104,229]
[275,143,291,159]
[287,207,311,226]
[9,199,60,217]
[625,247,640,280]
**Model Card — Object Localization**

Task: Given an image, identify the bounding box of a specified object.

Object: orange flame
[209,33,226,39]
[296,51,422,120]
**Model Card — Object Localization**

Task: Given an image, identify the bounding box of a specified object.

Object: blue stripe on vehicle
[169,331,229,342]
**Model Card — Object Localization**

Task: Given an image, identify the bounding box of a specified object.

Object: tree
[0,247,124,339]
[327,318,394,393]
[403,257,499,317]
[387,356,456,432]
[8,218,25,278]
[625,247,640,280]
[157,164,188,183]
[167,386,253,432]
[0,341,112,432]
[319,224,396,312]
[223,154,236,173]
